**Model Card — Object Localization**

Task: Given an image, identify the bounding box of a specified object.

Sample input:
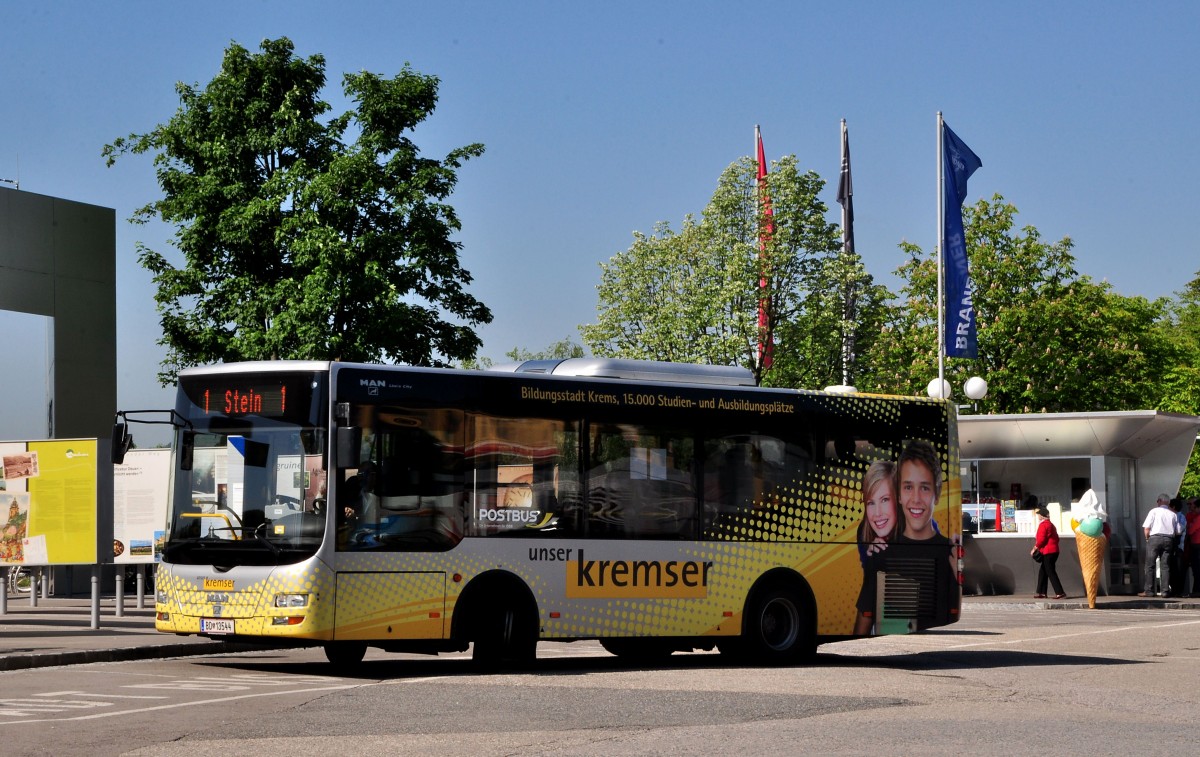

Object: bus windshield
[163,370,328,566]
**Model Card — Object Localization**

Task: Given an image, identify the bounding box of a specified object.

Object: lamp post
[926,378,952,400]
[963,376,988,411]
[927,376,988,412]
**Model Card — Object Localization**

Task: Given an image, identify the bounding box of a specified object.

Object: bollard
[91,565,100,630]
[115,569,125,618]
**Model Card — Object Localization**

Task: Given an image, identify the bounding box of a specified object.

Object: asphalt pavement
[3,589,1198,673]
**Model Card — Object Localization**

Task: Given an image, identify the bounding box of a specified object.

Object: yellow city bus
[115,358,962,666]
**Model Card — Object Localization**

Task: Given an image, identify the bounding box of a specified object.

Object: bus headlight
[274,593,309,608]
[156,588,171,604]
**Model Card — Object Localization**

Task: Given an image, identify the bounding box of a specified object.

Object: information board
[113,448,170,564]
[0,439,98,565]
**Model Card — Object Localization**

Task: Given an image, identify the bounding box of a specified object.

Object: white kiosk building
[958,411,1200,596]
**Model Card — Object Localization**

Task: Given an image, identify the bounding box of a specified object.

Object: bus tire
[324,641,367,668]
[472,598,537,669]
[599,638,675,662]
[742,585,814,665]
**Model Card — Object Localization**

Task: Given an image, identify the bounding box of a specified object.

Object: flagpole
[936,111,946,394]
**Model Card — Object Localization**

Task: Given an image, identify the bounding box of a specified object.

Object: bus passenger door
[333,571,447,640]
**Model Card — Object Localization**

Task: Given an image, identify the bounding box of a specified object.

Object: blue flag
[942,122,982,358]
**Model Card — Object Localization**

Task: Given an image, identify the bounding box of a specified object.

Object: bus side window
[465,415,579,537]
[339,406,465,553]
[586,425,696,540]
[704,437,761,519]
[702,433,811,526]
[531,458,560,517]
[586,426,630,537]
[555,465,584,535]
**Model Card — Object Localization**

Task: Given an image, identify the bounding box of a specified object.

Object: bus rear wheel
[472,600,537,669]
[324,641,367,668]
[743,586,813,665]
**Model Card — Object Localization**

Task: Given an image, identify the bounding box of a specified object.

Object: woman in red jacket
[1032,506,1066,598]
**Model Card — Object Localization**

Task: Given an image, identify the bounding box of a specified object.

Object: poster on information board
[113,448,170,564]
[0,439,98,565]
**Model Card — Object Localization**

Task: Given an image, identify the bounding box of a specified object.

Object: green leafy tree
[503,338,587,362]
[1157,270,1200,495]
[862,195,1175,413]
[581,218,741,366]
[986,281,1173,412]
[1158,270,1200,398]
[581,155,842,384]
[104,37,490,383]
[769,249,890,390]
[459,337,586,370]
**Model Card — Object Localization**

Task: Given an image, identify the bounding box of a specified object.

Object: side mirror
[111,422,133,465]
[180,430,195,471]
[336,426,362,469]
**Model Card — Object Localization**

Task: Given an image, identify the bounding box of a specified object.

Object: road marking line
[941,617,1200,650]
[0,683,361,725]
[37,691,165,700]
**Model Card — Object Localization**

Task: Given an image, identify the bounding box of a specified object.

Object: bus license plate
[201,618,235,634]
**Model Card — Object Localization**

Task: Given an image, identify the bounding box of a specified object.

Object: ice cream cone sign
[1074,488,1106,535]
[1073,488,1108,609]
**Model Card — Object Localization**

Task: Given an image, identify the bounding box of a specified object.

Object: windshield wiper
[251,523,281,557]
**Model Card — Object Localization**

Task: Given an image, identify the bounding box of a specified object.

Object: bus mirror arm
[111,409,193,465]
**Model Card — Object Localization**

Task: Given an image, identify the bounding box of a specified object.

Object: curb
[0,641,260,673]
[964,598,1200,611]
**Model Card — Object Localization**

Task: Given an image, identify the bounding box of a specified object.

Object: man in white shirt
[1141,494,1183,597]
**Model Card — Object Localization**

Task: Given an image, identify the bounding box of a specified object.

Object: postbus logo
[565,550,712,599]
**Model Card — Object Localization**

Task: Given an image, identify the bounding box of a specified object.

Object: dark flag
[942,121,982,359]
[837,119,854,253]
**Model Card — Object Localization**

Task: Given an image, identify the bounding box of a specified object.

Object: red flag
[755,126,774,369]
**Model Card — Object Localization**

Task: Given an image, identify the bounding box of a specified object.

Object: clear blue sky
[2,1,1197,445]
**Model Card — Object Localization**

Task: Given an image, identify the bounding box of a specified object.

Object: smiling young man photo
[895,440,946,545]
[854,439,957,634]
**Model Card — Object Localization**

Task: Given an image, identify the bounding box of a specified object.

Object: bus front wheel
[742,585,813,664]
[324,641,367,668]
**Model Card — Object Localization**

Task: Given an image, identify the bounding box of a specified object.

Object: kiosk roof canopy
[959,411,1200,460]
